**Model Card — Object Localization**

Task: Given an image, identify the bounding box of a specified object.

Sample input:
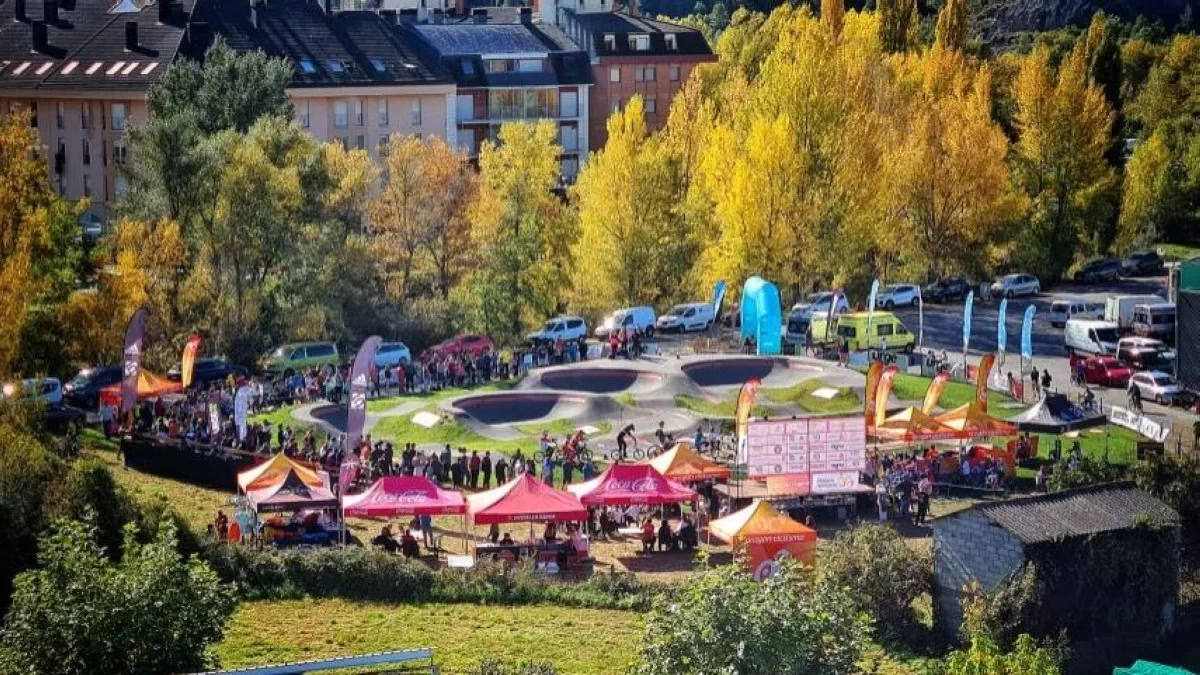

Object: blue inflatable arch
[739,276,782,355]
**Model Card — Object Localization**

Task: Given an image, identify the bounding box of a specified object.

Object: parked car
[167,358,248,386]
[1068,354,1131,388]
[2,378,64,406]
[595,306,656,338]
[1129,371,1180,405]
[657,303,715,333]
[374,342,412,368]
[784,310,810,345]
[1064,319,1120,356]
[1074,258,1122,283]
[989,273,1040,299]
[809,311,915,352]
[791,292,850,321]
[63,365,122,409]
[1104,294,1166,330]
[424,334,494,361]
[1130,303,1175,342]
[923,277,971,303]
[1121,249,1165,277]
[1116,337,1176,371]
[528,316,588,345]
[259,342,340,375]
[1048,299,1103,328]
[875,283,921,309]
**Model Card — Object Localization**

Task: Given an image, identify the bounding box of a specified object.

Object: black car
[63,366,122,410]
[923,277,970,303]
[166,358,248,386]
[1074,258,1122,283]
[43,404,88,433]
[1121,249,1165,277]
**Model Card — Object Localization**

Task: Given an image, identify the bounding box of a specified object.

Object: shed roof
[971,482,1178,545]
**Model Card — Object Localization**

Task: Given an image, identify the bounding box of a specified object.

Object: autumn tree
[821,0,845,38]
[934,0,968,52]
[878,0,918,53]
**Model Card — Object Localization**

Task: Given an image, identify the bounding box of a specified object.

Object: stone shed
[933,482,1180,651]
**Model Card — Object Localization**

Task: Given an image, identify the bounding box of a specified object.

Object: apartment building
[0,0,191,231]
[407,7,592,181]
[553,4,714,148]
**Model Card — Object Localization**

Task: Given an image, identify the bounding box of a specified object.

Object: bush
[1132,454,1200,568]
[632,560,872,675]
[0,518,236,675]
[466,658,559,675]
[1047,458,1127,492]
[944,633,1063,675]
[818,523,931,636]
[0,421,60,608]
[41,457,138,558]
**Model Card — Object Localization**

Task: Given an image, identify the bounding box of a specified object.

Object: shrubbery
[465,658,559,675]
[200,542,656,610]
[818,523,932,637]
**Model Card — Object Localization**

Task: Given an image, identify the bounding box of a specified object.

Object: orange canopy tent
[709,499,817,580]
[871,407,963,442]
[99,370,182,407]
[237,453,326,493]
[933,404,1019,439]
[647,443,730,483]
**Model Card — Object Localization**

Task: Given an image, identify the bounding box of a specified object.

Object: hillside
[972,0,1191,43]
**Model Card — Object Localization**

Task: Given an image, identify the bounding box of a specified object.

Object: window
[29,102,37,127]
[603,34,616,51]
[82,174,92,198]
[378,134,389,152]
[517,59,541,73]
[559,125,578,152]
[669,65,680,81]
[877,324,894,337]
[487,60,511,73]
[609,67,620,82]
[327,60,344,73]
[377,99,388,126]
[82,139,91,166]
[560,90,578,117]
[110,103,125,131]
[644,97,656,113]
[113,140,127,165]
[462,60,476,76]
[665,34,678,51]
[334,101,348,128]
[55,102,64,129]
[370,58,386,73]
[410,99,421,125]
[296,100,310,128]
[355,135,365,149]
[114,175,127,199]
[353,99,363,126]
[80,103,89,130]
[456,94,474,121]
[298,59,316,74]
[630,34,650,51]
[486,89,558,120]
[610,98,622,114]
[635,66,656,81]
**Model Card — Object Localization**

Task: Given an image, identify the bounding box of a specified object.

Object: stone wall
[933,508,1026,636]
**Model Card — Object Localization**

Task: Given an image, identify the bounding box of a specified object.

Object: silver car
[1129,371,1180,405]
[989,273,1040,299]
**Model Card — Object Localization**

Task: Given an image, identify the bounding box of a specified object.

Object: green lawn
[891,374,1024,415]
[673,394,772,419]
[761,379,861,414]
[216,599,644,675]
[615,393,637,408]
[1158,242,1200,261]
[515,419,612,438]
[248,405,325,442]
[366,381,519,412]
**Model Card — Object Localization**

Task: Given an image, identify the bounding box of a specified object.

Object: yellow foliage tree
[1117,130,1173,253]
[821,0,845,38]
[934,0,968,52]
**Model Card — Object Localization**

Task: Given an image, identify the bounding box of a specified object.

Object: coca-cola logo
[607,478,660,492]
[372,490,431,504]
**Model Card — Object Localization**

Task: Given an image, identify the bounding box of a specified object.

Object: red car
[1069,354,1131,388]
[422,334,494,361]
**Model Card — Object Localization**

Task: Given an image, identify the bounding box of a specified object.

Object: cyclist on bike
[1128,380,1142,413]
[1082,385,1096,411]
[616,424,636,460]
[562,429,585,462]
[693,426,706,452]
[655,421,670,448]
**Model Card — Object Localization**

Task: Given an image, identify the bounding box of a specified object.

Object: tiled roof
[412,23,578,55]
[567,10,711,56]
[192,0,446,87]
[974,482,1179,545]
[0,0,189,91]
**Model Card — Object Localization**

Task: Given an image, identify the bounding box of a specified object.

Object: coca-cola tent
[247,468,339,513]
[568,463,698,506]
[343,476,466,517]
[468,473,588,525]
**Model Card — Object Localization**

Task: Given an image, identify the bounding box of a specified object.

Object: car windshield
[271,347,288,358]
[1094,328,1120,343]
[69,370,95,388]
[805,293,830,304]
[1051,302,1069,312]
[883,284,904,292]
[669,305,690,315]
[1152,374,1175,386]
[542,321,559,331]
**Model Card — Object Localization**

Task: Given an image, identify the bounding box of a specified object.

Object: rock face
[972,0,1191,44]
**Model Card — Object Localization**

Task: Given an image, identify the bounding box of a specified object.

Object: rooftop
[411,22,579,55]
[565,9,712,56]
[969,482,1178,545]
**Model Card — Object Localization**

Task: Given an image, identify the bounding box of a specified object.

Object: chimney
[157,0,172,24]
[43,0,58,25]
[399,7,416,23]
[519,6,530,22]
[31,20,47,52]
[124,20,137,51]
[471,6,485,23]
[15,0,27,22]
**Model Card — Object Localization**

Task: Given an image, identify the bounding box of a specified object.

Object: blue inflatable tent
[739,276,782,355]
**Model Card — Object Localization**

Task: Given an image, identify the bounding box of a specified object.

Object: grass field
[673,394,772,418]
[215,599,644,675]
[761,378,861,414]
[365,381,519,413]
[515,419,613,438]
[891,373,1024,415]
[1158,242,1200,261]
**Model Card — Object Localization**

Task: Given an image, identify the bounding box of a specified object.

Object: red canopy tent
[568,463,698,506]
[468,473,588,525]
[343,476,466,517]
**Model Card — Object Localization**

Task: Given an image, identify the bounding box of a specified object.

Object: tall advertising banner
[975,353,995,413]
[120,308,150,414]
[825,288,844,339]
[711,280,727,323]
[734,377,763,462]
[997,298,1008,358]
[346,336,382,448]
[234,385,251,440]
[863,361,884,428]
[874,365,899,428]
[1021,305,1036,360]
[867,279,880,339]
[962,290,974,358]
[917,286,924,349]
[181,335,202,389]
[921,371,951,415]
[207,391,221,437]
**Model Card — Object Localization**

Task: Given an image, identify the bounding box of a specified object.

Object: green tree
[41,457,137,562]
[633,561,871,675]
[1117,130,1176,251]
[944,632,1063,675]
[818,523,931,634]
[0,418,59,607]
[0,518,235,675]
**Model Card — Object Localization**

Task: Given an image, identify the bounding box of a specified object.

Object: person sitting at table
[372,525,400,554]
[488,523,500,544]
[598,509,613,539]
[400,528,420,558]
[657,519,675,552]
[641,518,656,553]
[543,521,558,543]
[676,516,697,551]
[499,532,515,546]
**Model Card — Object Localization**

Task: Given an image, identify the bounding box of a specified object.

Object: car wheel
[1005,290,1014,299]
[1156,394,1165,405]
[884,300,895,309]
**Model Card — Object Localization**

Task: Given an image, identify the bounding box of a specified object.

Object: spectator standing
[481,451,493,488]
[875,482,888,521]
[469,451,481,489]
[1030,367,1040,399]
[495,455,508,485]
[542,455,554,485]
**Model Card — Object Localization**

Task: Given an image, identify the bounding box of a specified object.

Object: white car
[875,283,920,309]
[792,292,850,321]
[989,273,1040,299]
[1048,299,1103,328]
[595,306,656,338]
[2,378,63,406]
[657,303,715,333]
[374,342,412,368]
[1129,371,1180,405]
[528,316,588,344]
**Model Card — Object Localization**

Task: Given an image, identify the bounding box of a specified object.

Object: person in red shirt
[641,518,656,553]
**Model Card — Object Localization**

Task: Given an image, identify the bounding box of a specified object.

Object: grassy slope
[365,381,519,412]
[673,394,773,418]
[1158,242,1200,261]
[891,373,1024,415]
[761,379,861,414]
[515,419,613,438]
[216,599,643,675]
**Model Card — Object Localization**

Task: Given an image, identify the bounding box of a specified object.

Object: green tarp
[1113,660,1194,675]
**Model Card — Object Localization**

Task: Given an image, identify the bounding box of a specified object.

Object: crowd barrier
[121,435,262,490]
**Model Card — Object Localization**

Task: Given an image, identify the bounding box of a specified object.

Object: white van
[657,302,715,333]
[527,316,588,345]
[1,378,63,406]
[1130,303,1175,342]
[1048,299,1103,328]
[595,306,657,338]
[1065,319,1120,356]
[1104,294,1164,330]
